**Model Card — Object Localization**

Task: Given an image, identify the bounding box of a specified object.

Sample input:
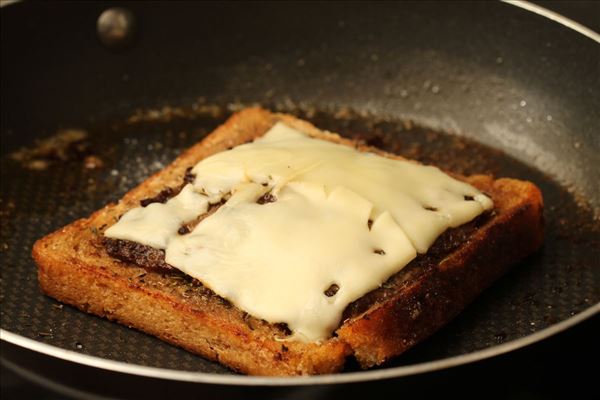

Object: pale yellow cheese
[105,122,493,342]
[105,184,208,249]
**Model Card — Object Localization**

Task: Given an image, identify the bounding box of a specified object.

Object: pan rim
[502,0,600,42]
[1,303,598,385]
[1,0,599,42]
[1,0,598,387]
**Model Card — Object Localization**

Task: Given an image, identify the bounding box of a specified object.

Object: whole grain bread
[33,108,544,376]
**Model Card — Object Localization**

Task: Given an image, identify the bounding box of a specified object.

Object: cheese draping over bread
[105,122,492,342]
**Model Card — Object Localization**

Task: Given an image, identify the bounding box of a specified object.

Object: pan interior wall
[1,107,597,373]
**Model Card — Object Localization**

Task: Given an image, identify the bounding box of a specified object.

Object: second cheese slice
[105,122,493,342]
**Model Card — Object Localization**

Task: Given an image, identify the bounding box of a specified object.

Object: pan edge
[1,303,598,386]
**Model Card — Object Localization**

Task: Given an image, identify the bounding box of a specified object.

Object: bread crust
[33,108,544,375]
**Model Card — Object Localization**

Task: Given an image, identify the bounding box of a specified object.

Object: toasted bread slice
[33,108,544,375]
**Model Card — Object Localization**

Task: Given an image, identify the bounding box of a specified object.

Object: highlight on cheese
[105,122,493,342]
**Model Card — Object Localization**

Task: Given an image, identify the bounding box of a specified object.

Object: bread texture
[33,108,544,376]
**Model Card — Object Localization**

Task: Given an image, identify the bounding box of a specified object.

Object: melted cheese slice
[105,122,493,342]
[105,184,208,248]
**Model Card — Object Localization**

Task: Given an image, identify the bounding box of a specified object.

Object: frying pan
[1,1,599,398]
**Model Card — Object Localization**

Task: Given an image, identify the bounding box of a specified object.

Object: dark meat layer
[138,166,196,207]
[139,187,176,207]
[104,238,174,273]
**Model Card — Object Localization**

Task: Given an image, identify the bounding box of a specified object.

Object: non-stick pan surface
[1,0,599,394]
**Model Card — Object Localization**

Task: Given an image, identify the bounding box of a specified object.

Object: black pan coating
[1,0,598,380]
